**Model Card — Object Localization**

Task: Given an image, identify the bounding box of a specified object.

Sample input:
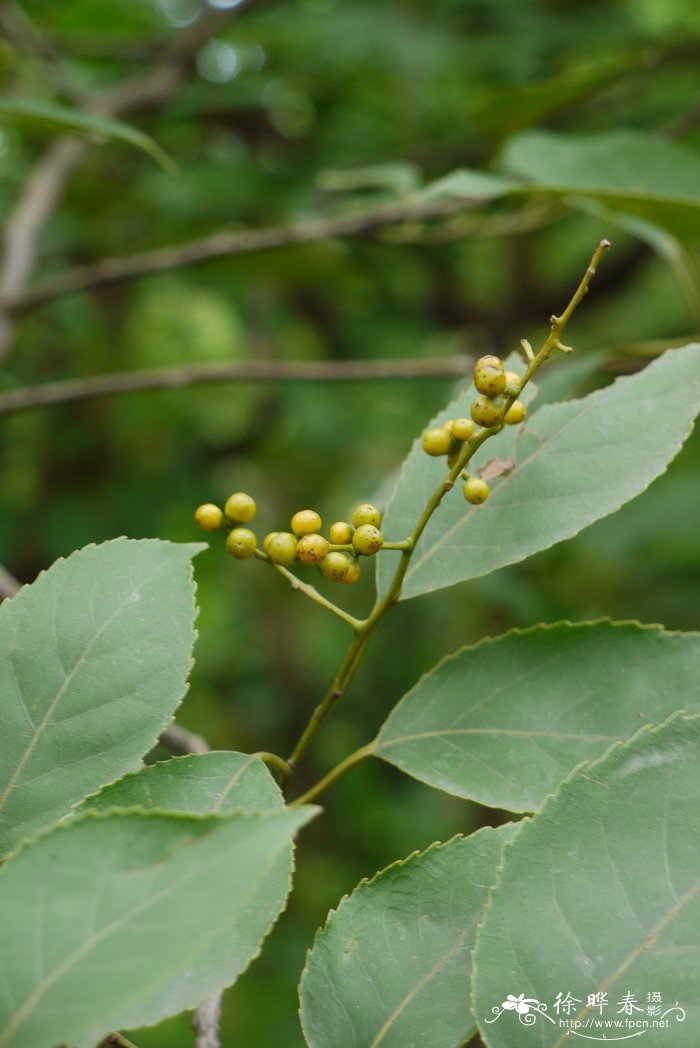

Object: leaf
[78,750,285,815]
[372,620,700,812]
[377,342,700,601]
[0,97,176,173]
[426,131,700,242]
[299,825,517,1048]
[472,713,700,1047]
[0,538,204,855]
[502,130,700,243]
[0,806,317,1048]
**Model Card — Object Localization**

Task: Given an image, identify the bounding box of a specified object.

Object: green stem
[288,744,375,806]
[253,751,292,781]
[254,550,362,628]
[285,240,610,779]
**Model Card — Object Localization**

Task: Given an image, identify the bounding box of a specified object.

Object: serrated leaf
[472,713,700,1047]
[0,806,316,1048]
[78,751,285,815]
[373,621,700,811]
[0,98,176,172]
[299,825,517,1048]
[378,343,700,601]
[0,539,204,855]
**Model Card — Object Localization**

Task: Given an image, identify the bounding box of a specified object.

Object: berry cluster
[195,494,388,585]
[420,354,527,505]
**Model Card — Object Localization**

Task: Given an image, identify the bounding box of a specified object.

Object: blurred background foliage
[1,0,699,1044]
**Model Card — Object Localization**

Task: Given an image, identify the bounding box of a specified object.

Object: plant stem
[288,744,375,806]
[254,550,362,628]
[285,240,610,780]
[253,751,292,781]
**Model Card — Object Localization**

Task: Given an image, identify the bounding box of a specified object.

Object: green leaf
[378,342,700,601]
[373,620,700,812]
[0,539,204,855]
[0,806,316,1048]
[502,130,700,243]
[299,825,517,1048]
[0,98,176,173]
[472,713,700,1047]
[78,751,285,815]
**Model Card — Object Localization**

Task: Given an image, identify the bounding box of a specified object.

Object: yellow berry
[341,559,361,584]
[474,365,506,397]
[263,531,280,553]
[441,418,456,432]
[194,503,224,532]
[224,492,256,524]
[296,533,329,566]
[463,477,490,504]
[352,503,382,528]
[291,509,322,537]
[474,354,503,373]
[319,552,350,582]
[451,417,475,442]
[329,521,354,545]
[470,395,504,428]
[504,370,521,397]
[267,532,298,566]
[504,399,527,425]
[226,527,257,559]
[353,524,383,556]
[422,428,452,457]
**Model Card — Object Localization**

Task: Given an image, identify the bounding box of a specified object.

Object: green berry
[352,503,382,528]
[474,364,506,397]
[504,370,521,397]
[451,417,475,442]
[341,559,361,584]
[319,552,350,582]
[470,395,504,428]
[267,532,298,566]
[473,354,503,373]
[422,428,452,457]
[226,527,257,559]
[291,509,322,537]
[262,531,279,553]
[353,524,383,556]
[194,503,224,532]
[224,492,256,524]
[296,533,329,565]
[463,477,490,504]
[504,399,527,425]
[329,521,354,545]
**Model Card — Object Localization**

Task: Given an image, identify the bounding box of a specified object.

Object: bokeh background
[1,1,699,1044]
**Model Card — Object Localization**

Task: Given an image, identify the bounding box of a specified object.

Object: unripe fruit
[224,492,256,524]
[463,477,490,504]
[353,524,383,556]
[194,503,224,531]
[451,417,475,442]
[474,364,506,397]
[504,370,521,397]
[352,503,382,528]
[267,532,298,566]
[291,509,322,537]
[226,527,257,559]
[296,533,329,565]
[504,399,527,425]
[341,559,361,584]
[319,552,350,582]
[329,521,354,545]
[262,531,280,553]
[474,354,503,373]
[441,419,456,432]
[422,428,452,457]
[471,395,504,428]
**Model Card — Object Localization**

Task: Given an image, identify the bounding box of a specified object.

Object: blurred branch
[0,565,21,600]
[192,993,223,1048]
[0,1,87,103]
[159,723,210,756]
[13,198,476,315]
[0,356,471,418]
[0,4,249,360]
